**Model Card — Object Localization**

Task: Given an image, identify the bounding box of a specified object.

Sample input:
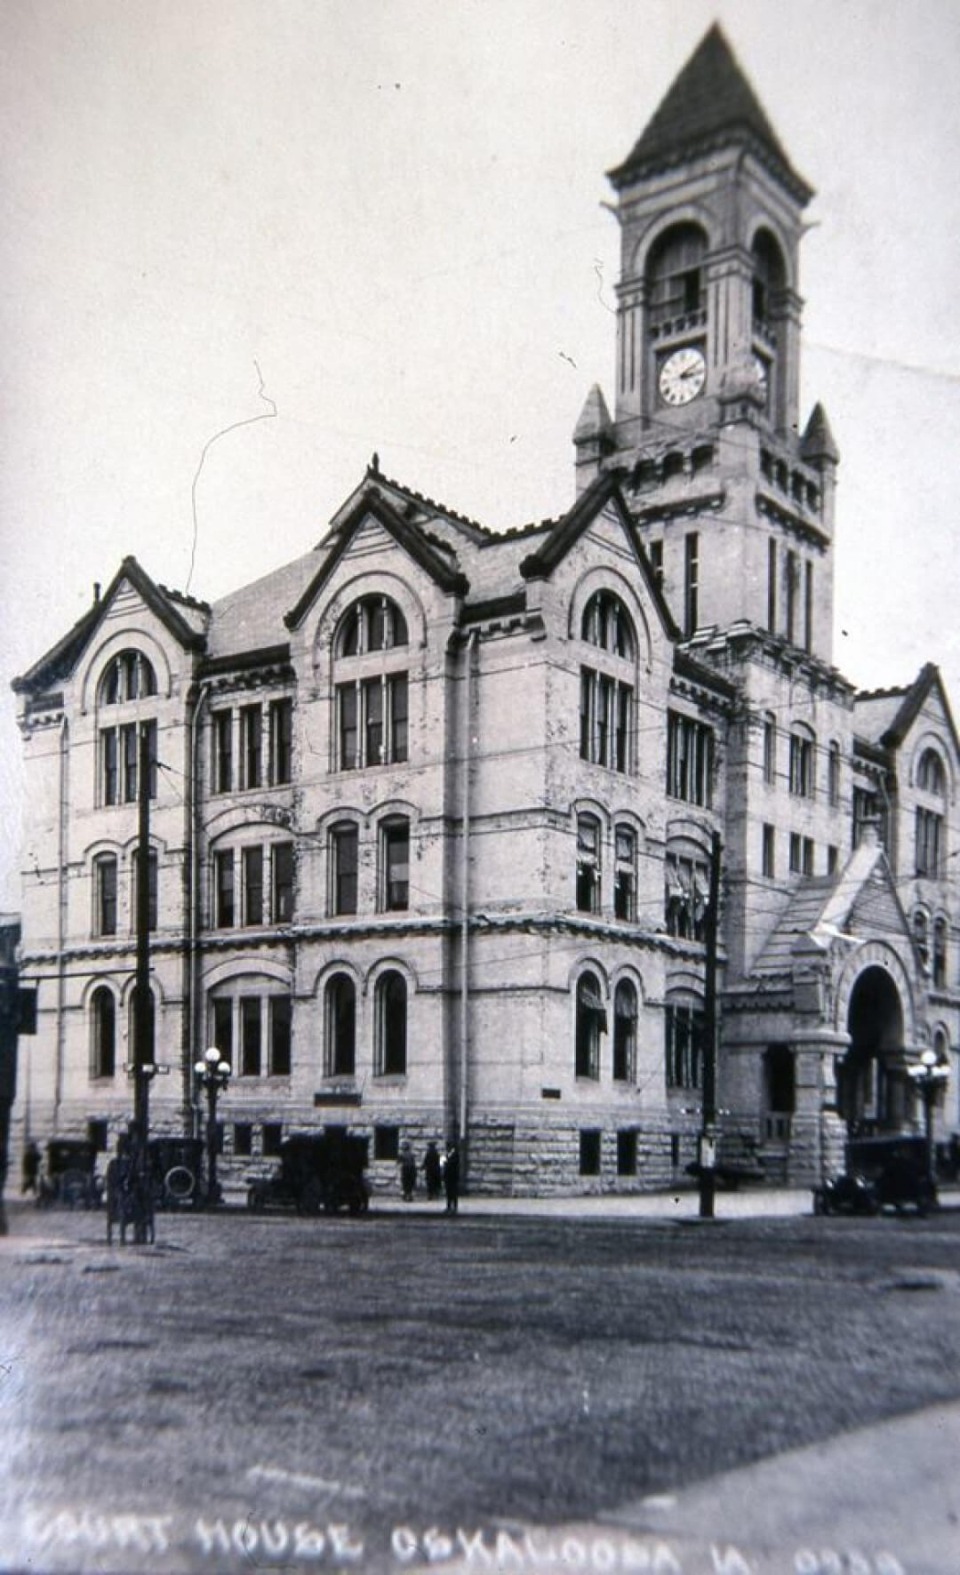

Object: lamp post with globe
[908,1047,949,1183]
[194,1047,231,1205]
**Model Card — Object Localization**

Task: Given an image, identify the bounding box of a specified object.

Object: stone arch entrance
[837,965,905,1133]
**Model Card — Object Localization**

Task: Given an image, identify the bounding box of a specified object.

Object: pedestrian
[443,1142,460,1215]
[399,1142,417,1202]
[21,1139,40,1196]
[423,1141,442,1201]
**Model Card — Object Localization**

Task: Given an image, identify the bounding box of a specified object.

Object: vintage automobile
[246,1130,371,1216]
[39,1139,102,1208]
[147,1137,207,1209]
[814,1135,938,1217]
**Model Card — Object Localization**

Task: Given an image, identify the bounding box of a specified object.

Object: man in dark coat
[443,1143,460,1215]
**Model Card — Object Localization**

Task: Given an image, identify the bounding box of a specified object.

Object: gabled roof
[752,828,911,977]
[855,663,960,759]
[285,482,469,632]
[608,24,812,203]
[518,472,681,641]
[12,555,207,694]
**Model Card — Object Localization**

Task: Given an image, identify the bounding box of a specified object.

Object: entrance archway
[838,966,904,1133]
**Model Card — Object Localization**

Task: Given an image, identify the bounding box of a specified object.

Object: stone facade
[10,26,960,1196]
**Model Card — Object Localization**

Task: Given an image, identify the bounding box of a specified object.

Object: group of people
[399,1139,459,1213]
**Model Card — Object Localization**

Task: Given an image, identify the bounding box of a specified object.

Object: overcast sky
[2,0,959,907]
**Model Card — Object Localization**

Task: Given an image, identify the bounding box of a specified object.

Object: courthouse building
[12,27,960,1193]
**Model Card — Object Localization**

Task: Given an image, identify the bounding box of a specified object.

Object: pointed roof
[800,403,840,467]
[12,555,207,694]
[753,827,910,976]
[608,24,812,202]
[285,481,469,632]
[518,471,681,640]
[573,384,614,446]
[855,663,960,759]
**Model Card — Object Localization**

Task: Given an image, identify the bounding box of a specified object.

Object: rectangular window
[262,1122,283,1157]
[580,669,634,773]
[240,997,262,1077]
[271,842,295,923]
[268,698,293,785]
[95,857,117,936]
[828,744,841,807]
[269,996,292,1076]
[337,676,409,770]
[767,539,777,632]
[763,717,776,785]
[330,824,358,916]
[762,823,775,878]
[789,834,814,875]
[213,711,233,794]
[101,722,157,805]
[648,540,664,593]
[212,998,233,1061]
[101,729,119,806]
[616,1130,637,1177]
[785,550,798,644]
[804,561,814,652]
[242,845,264,926]
[916,809,943,878]
[383,821,410,911]
[827,844,839,875]
[666,711,713,806]
[374,1126,400,1162]
[684,532,699,637]
[233,1123,253,1157]
[214,849,235,928]
[579,1130,602,1177]
[240,704,262,789]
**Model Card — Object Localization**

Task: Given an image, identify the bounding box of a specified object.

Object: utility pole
[699,829,722,1220]
[132,721,153,1242]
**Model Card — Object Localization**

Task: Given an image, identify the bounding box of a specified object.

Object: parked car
[814,1135,937,1217]
[39,1139,102,1208]
[247,1130,370,1215]
[147,1137,207,1209]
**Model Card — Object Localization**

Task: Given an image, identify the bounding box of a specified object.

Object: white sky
[2,0,959,907]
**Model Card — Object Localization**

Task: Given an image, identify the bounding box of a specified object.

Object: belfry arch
[837,965,907,1134]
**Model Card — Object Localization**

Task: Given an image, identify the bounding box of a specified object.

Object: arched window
[913,910,929,973]
[576,814,601,913]
[334,597,409,770]
[93,853,118,937]
[91,987,116,1079]
[99,650,157,705]
[612,981,637,1083]
[916,749,946,879]
[336,595,408,657]
[325,973,356,1077]
[575,971,605,1080]
[582,591,634,659]
[933,917,948,990]
[127,985,155,1068]
[375,971,407,1076]
[917,749,946,795]
[788,726,815,798]
[647,224,707,331]
[751,230,786,331]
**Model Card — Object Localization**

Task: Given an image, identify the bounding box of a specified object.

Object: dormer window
[99,651,157,705]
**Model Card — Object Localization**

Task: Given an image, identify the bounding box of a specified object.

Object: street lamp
[908,1048,949,1181]
[194,1046,231,1205]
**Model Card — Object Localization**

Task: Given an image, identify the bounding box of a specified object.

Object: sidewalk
[369,1184,816,1220]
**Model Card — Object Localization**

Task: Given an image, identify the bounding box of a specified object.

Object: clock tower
[575,25,839,662]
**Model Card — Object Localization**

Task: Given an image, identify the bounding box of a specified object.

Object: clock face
[658,346,706,406]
